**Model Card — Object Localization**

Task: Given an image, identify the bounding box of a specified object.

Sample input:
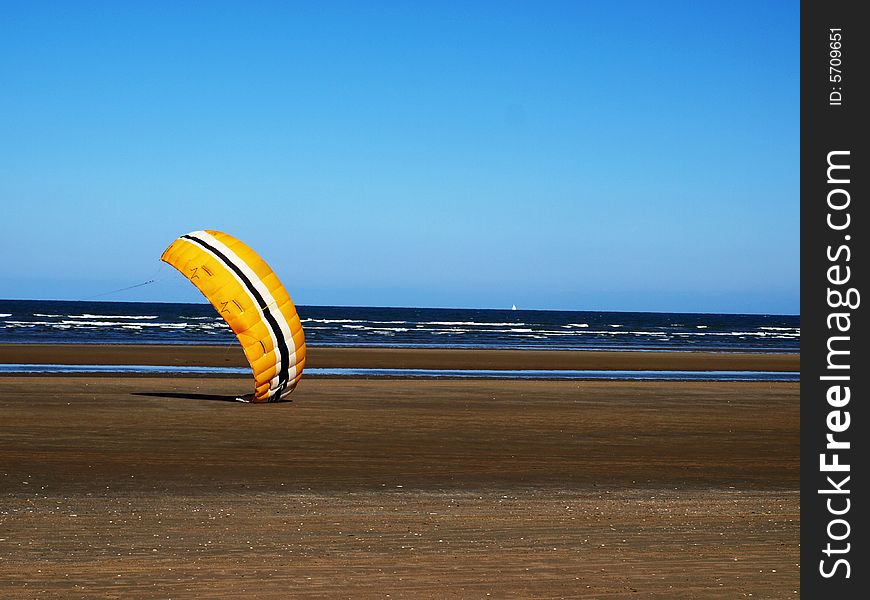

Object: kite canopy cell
[161,230,305,402]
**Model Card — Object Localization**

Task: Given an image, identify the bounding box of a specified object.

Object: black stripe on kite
[182,234,290,397]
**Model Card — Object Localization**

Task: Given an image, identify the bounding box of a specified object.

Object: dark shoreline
[0,343,800,372]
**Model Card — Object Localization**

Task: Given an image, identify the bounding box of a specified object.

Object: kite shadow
[133,391,242,403]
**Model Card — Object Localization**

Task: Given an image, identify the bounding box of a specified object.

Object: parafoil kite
[161,230,305,402]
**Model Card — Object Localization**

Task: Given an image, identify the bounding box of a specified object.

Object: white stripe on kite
[180,231,296,397]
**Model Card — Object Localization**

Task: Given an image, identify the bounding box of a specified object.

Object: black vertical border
[801,1,867,595]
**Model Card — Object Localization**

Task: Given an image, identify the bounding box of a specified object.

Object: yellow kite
[161,230,306,402]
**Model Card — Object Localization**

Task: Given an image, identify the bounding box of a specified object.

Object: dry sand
[0,347,799,598]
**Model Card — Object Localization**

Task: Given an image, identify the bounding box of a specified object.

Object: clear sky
[1,0,798,314]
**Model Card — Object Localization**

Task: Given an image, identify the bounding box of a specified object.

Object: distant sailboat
[511,304,517,311]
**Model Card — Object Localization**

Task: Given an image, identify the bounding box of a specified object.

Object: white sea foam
[336,325,411,333]
[0,313,11,318]
[59,320,189,328]
[67,314,158,320]
[730,331,780,336]
[674,330,798,337]
[559,330,663,336]
[34,313,62,318]
[303,318,363,324]
[423,321,525,327]
[718,331,762,337]
[478,328,571,335]
[573,329,629,335]
[539,330,586,336]
[562,323,589,328]
[760,326,800,331]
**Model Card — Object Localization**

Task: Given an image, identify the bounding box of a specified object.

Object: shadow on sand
[133,391,243,403]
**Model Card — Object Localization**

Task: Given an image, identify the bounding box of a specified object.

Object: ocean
[0,299,799,352]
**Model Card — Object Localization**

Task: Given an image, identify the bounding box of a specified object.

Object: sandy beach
[0,346,799,597]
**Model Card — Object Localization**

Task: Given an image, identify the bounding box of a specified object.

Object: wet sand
[0,348,799,597]
[0,343,800,372]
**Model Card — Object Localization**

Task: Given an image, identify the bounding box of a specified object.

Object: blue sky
[0,1,799,313]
